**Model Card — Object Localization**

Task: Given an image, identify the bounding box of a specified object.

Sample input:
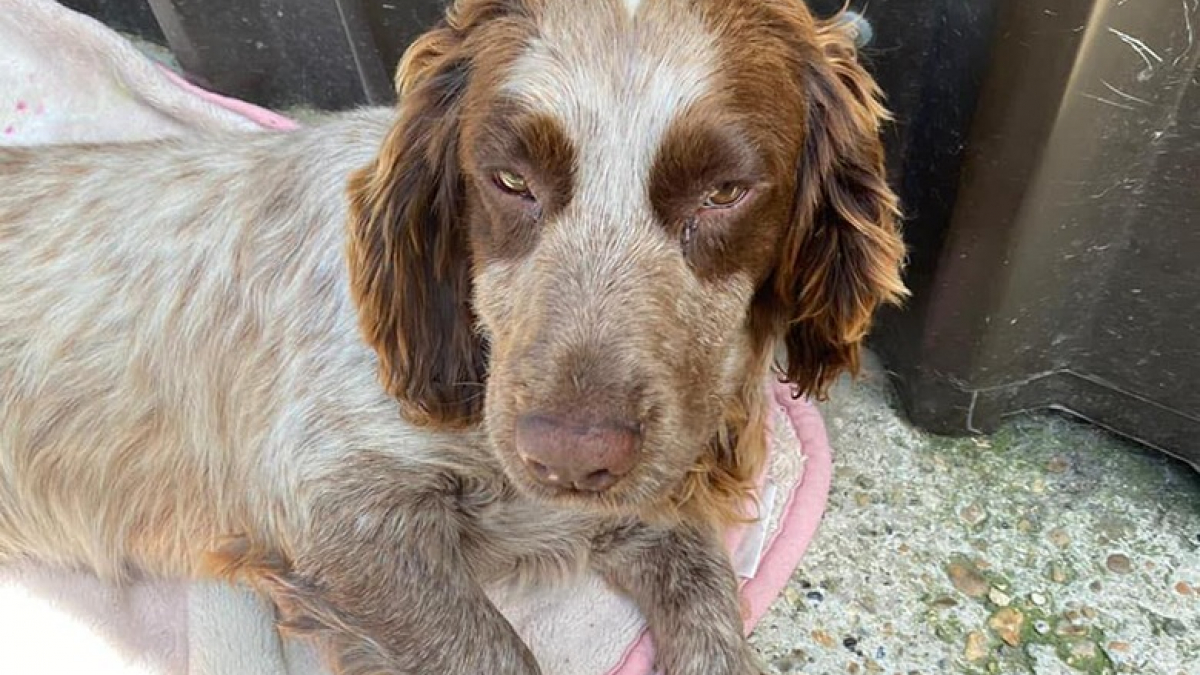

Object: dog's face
[347,0,906,517]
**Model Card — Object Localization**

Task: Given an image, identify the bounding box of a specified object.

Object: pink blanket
[0,2,834,674]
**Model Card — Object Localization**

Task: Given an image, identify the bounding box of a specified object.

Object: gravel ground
[750,352,1200,675]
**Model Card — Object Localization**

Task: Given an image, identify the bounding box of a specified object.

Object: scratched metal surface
[863,0,1200,467]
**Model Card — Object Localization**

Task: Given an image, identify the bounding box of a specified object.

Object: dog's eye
[493,170,535,200]
[701,184,748,209]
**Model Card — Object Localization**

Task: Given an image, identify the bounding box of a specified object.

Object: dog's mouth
[489,431,693,516]
[483,373,712,513]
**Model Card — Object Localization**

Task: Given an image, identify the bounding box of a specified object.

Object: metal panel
[863,0,1200,468]
[59,0,166,42]
[141,0,445,110]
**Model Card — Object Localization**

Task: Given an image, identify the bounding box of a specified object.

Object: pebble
[1174,581,1193,596]
[1050,563,1070,584]
[842,636,860,652]
[964,631,989,662]
[772,648,809,674]
[988,588,1012,607]
[1047,456,1070,473]
[988,607,1025,647]
[806,590,825,604]
[947,561,990,598]
[812,630,836,648]
[1090,580,1103,592]
[1048,528,1071,548]
[856,595,878,614]
[1030,592,1047,606]
[931,595,959,609]
[960,503,987,526]
[1033,620,1051,635]
[1107,641,1131,653]
[1031,478,1047,494]
[1163,618,1188,637]
[771,655,802,673]
[1106,553,1133,575]
[1070,641,1098,660]
[1057,623,1088,638]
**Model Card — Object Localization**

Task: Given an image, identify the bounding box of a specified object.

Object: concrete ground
[750,352,1199,675]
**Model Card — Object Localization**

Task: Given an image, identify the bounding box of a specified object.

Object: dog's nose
[515,414,641,492]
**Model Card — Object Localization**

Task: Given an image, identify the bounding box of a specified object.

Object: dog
[0,0,906,673]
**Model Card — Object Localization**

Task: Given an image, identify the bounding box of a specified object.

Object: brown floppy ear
[345,18,485,428]
[773,15,909,400]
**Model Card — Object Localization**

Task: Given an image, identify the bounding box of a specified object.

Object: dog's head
[347,0,906,521]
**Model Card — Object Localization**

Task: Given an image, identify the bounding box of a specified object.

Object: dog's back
[0,110,398,577]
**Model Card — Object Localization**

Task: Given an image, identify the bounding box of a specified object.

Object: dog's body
[0,110,621,671]
[0,1,906,673]
[0,110,447,577]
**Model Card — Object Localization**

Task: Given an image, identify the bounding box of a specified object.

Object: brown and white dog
[0,0,906,673]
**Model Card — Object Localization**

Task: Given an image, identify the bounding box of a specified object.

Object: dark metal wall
[849,0,1199,468]
[63,0,447,110]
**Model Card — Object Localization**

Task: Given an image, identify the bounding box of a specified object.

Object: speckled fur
[0,1,905,673]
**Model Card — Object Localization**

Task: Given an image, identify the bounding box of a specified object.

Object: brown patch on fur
[778,14,909,400]
[203,536,385,675]
[671,361,770,527]
[700,1,909,401]
[649,109,777,282]
[202,534,290,583]
[464,108,578,260]
[204,537,349,644]
[346,2,539,428]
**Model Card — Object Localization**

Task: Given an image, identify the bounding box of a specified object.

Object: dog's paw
[664,643,767,675]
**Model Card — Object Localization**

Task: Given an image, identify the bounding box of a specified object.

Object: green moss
[1008,602,1114,674]
[932,613,967,644]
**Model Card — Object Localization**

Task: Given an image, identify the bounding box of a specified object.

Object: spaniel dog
[0,0,906,673]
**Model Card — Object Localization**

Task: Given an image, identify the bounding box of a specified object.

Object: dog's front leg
[592,521,764,675]
[232,463,540,675]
